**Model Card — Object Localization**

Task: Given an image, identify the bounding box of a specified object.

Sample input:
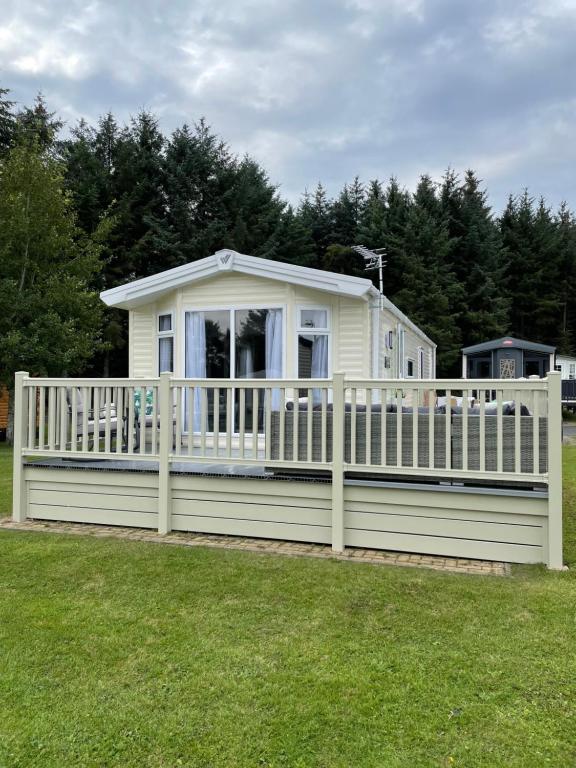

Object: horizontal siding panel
[25,468,159,491]
[132,309,155,378]
[172,489,331,511]
[180,273,287,306]
[172,497,330,526]
[28,504,157,529]
[344,499,546,527]
[345,528,543,564]
[337,298,367,377]
[344,485,548,517]
[345,510,544,546]
[171,514,331,543]
[29,488,158,514]
[170,476,331,501]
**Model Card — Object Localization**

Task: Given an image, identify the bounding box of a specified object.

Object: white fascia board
[100,249,374,309]
[100,254,219,309]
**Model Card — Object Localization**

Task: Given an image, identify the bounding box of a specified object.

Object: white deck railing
[12,371,563,565]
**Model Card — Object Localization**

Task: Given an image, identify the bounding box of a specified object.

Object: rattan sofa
[269,403,548,475]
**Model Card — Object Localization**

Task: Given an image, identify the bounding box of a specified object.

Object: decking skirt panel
[23,464,548,563]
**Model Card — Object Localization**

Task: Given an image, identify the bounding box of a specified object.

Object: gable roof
[100,249,379,310]
[462,336,556,355]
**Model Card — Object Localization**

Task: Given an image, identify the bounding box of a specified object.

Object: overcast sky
[1,0,575,210]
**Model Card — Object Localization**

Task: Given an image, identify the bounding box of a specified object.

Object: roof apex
[100,250,377,309]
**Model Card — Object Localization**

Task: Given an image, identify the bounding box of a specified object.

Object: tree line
[1,88,575,387]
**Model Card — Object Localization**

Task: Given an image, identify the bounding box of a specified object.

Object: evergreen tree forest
[1,88,576,377]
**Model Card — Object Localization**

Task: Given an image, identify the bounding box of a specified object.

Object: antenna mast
[352,245,387,310]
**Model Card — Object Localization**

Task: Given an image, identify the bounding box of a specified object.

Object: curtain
[265,309,283,410]
[159,337,173,374]
[238,346,254,378]
[311,334,328,404]
[185,311,206,431]
[311,335,328,378]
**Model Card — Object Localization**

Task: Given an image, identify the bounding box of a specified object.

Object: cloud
[1,0,575,210]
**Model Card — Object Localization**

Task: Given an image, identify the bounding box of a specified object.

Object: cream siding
[379,307,435,379]
[181,272,288,307]
[130,308,156,378]
[127,271,433,380]
[337,297,370,377]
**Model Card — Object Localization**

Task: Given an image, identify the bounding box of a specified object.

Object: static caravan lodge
[11,252,564,569]
[101,250,436,383]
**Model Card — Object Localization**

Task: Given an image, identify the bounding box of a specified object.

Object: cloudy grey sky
[1,0,576,210]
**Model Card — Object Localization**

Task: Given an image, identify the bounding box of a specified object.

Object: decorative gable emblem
[217,251,234,270]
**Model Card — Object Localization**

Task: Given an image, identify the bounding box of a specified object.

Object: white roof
[101,249,377,309]
[100,249,435,346]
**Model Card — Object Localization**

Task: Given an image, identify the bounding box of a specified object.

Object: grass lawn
[0,444,575,767]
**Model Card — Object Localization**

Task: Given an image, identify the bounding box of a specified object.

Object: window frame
[295,304,332,379]
[157,311,175,374]
[406,357,415,378]
[181,304,287,379]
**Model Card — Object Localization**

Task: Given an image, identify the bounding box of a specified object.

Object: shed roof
[462,337,556,355]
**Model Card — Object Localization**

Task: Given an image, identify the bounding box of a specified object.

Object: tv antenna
[352,245,386,309]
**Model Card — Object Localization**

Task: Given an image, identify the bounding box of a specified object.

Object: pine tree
[0,87,15,154]
[330,177,364,246]
[555,203,576,353]
[111,111,169,278]
[392,176,463,372]
[500,192,547,341]
[297,182,332,263]
[222,156,286,258]
[16,93,63,155]
[441,170,509,346]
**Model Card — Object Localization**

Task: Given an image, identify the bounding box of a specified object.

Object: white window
[570,363,576,379]
[297,307,330,378]
[184,306,284,432]
[406,358,415,378]
[158,313,174,374]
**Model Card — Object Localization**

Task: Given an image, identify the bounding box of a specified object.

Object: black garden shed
[461,337,556,379]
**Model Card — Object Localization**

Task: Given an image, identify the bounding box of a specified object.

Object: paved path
[0,517,510,576]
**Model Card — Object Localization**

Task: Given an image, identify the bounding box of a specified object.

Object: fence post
[331,372,345,553]
[546,371,563,569]
[158,372,172,535]
[12,371,29,523]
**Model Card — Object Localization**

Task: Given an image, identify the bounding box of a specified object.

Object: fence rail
[12,370,563,567]
[16,373,554,482]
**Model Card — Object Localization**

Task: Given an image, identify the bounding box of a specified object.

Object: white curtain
[265,309,283,410]
[311,335,328,404]
[159,337,173,374]
[311,336,328,378]
[185,311,206,431]
[238,346,254,378]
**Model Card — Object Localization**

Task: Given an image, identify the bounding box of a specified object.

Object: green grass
[0,444,575,767]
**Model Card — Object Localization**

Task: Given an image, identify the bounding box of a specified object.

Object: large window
[158,313,174,374]
[185,307,283,431]
[297,307,330,379]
